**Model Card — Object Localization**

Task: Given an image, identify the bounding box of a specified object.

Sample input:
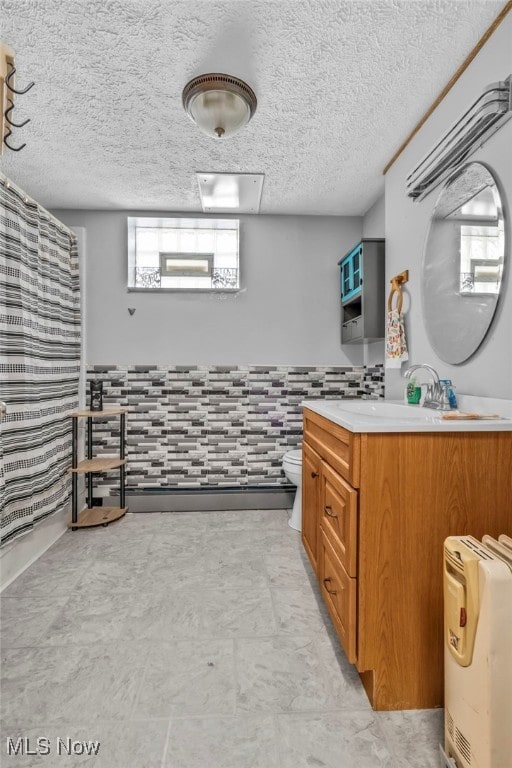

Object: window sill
[127,287,241,294]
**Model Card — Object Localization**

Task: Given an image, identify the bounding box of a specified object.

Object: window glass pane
[160,230,179,251]
[179,231,197,252]
[214,253,237,268]
[217,231,237,252]
[137,251,159,268]
[136,229,158,252]
[196,231,214,252]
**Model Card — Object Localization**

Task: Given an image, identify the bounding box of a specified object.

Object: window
[128,217,240,291]
[459,224,502,295]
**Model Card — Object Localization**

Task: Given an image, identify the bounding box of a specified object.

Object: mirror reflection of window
[443,184,503,296]
[460,223,502,295]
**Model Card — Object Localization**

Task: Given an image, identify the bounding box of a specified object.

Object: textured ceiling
[0,0,505,215]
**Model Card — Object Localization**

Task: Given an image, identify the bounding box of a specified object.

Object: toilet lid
[283,449,302,464]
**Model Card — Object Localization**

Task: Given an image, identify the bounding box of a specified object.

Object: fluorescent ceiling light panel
[197,172,264,213]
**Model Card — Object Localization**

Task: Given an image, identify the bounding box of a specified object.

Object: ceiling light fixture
[197,172,264,213]
[182,73,257,139]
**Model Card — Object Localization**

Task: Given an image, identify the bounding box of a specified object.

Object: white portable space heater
[440,534,512,768]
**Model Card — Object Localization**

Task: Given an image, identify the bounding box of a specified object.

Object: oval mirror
[422,162,505,364]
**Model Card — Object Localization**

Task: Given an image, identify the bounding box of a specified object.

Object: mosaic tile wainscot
[85,365,384,494]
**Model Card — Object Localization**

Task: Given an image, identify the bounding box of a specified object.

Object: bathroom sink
[330,400,429,419]
[301,398,512,433]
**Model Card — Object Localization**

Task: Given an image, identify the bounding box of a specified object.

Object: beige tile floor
[1,510,443,767]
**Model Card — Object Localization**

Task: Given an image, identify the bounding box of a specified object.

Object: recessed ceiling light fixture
[197,173,264,213]
[182,73,257,139]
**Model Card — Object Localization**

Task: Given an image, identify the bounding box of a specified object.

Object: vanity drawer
[303,409,360,487]
[320,529,357,664]
[320,461,357,577]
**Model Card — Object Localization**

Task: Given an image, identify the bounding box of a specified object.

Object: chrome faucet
[403,364,452,410]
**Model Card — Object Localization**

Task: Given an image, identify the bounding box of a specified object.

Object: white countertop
[301,397,512,433]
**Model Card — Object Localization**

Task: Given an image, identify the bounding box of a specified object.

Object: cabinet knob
[324,505,338,518]
[311,471,319,478]
[323,577,337,595]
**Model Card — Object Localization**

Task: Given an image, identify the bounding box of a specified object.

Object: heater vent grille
[445,548,465,574]
[446,709,455,740]
[455,727,472,765]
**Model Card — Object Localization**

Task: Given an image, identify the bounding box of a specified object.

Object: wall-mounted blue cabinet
[339,243,363,303]
[338,239,385,344]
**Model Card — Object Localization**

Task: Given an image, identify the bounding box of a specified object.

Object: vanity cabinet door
[320,529,357,663]
[320,461,358,577]
[302,442,321,574]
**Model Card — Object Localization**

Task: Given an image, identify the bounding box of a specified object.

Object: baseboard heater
[441,534,512,767]
[104,484,296,512]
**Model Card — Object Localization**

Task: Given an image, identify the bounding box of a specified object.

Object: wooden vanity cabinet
[302,407,512,711]
[302,442,321,572]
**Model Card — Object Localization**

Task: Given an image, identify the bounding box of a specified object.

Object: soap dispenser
[406,376,421,405]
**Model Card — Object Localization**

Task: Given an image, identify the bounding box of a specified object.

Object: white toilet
[282,449,303,531]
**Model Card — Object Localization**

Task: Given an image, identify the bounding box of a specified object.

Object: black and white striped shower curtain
[0,178,81,545]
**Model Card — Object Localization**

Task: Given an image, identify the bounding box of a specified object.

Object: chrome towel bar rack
[406,75,512,201]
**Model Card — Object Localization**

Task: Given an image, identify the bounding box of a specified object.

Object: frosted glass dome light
[182,74,257,139]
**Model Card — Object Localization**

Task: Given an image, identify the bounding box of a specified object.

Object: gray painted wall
[384,14,512,400]
[362,194,386,366]
[54,210,363,367]
[363,194,385,238]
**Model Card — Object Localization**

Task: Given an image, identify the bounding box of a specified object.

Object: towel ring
[387,283,403,313]
[387,270,409,313]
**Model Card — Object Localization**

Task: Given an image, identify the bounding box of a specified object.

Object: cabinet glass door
[352,248,362,292]
[341,258,352,299]
[340,244,363,303]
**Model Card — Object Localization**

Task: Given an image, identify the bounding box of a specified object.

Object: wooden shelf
[69,409,127,530]
[67,507,127,528]
[70,408,128,418]
[68,458,126,473]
